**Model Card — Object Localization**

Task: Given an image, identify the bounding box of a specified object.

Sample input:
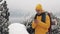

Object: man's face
[36,9,42,14]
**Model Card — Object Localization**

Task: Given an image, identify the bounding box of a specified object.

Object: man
[32,4,50,34]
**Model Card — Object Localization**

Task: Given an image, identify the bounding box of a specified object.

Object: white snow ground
[8,23,29,34]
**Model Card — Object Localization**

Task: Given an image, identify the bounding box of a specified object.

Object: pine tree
[0,0,10,34]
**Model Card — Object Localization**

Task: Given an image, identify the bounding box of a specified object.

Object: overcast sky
[6,0,60,18]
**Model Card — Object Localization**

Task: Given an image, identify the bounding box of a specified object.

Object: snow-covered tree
[0,0,10,34]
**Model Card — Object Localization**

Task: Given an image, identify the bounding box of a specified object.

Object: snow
[8,23,29,34]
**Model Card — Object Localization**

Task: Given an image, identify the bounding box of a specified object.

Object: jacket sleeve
[32,21,37,29]
[37,15,50,29]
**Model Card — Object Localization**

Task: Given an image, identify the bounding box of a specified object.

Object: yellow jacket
[32,14,50,34]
